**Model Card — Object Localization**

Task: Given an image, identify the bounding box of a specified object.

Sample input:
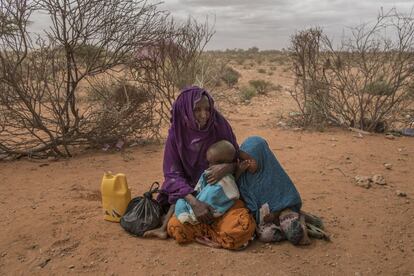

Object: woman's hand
[206,163,234,184]
[185,194,214,224]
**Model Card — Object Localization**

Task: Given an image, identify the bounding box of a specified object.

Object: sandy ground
[1,65,414,275]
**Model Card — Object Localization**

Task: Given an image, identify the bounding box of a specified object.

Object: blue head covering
[238,136,302,222]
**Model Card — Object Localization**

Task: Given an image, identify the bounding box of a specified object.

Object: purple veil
[157,86,238,206]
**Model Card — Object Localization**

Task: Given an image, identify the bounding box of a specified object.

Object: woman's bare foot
[143,228,168,239]
[195,236,222,248]
[143,204,175,240]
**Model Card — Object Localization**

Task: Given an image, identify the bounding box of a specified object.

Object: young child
[143,140,239,239]
[236,136,312,245]
[174,140,239,224]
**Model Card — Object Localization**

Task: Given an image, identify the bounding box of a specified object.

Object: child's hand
[238,160,250,172]
[235,160,253,180]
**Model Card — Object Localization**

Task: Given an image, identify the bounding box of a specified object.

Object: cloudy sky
[161,0,413,50]
[30,0,413,50]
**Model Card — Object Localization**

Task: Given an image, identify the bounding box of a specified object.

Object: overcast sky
[161,0,413,50]
[30,0,413,50]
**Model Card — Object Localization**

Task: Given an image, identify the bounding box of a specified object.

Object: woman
[144,86,255,250]
[236,136,312,245]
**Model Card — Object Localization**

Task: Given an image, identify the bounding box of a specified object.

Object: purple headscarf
[157,86,238,206]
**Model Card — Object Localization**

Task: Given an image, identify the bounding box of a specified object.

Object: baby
[174,140,239,224]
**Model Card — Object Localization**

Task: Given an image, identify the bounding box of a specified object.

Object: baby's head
[206,140,236,166]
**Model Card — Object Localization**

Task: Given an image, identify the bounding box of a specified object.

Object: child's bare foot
[298,214,311,245]
[195,236,222,248]
[143,228,168,239]
[263,213,276,223]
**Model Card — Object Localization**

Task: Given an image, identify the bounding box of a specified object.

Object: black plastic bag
[120,182,162,236]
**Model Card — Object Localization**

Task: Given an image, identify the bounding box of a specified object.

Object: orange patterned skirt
[167,200,256,250]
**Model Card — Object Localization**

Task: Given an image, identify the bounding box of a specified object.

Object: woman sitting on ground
[236,136,327,245]
[143,86,255,250]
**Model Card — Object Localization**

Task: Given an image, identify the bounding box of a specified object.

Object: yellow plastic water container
[101,172,131,222]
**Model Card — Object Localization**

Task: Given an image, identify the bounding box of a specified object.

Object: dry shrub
[130,17,215,124]
[0,0,169,159]
[364,79,393,96]
[194,53,227,90]
[221,66,241,87]
[236,57,246,65]
[248,79,273,95]
[240,86,256,101]
[289,8,414,131]
[274,84,283,92]
[85,79,155,146]
[257,68,266,74]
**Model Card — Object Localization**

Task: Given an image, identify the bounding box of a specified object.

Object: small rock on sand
[38,258,51,268]
[385,135,395,140]
[354,175,372,189]
[372,174,386,185]
[396,190,407,197]
[353,133,364,139]
[276,121,286,127]
[383,163,392,170]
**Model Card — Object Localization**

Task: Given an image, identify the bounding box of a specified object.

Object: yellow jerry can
[101,172,131,222]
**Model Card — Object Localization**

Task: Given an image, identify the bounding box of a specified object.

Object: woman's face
[239,150,258,174]
[193,95,210,129]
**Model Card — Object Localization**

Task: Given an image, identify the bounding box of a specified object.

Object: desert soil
[1,65,413,276]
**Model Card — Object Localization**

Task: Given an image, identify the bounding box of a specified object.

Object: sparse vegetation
[274,84,283,92]
[130,17,215,125]
[221,66,241,87]
[85,79,155,147]
[240,86,256,101]
[0,0,213,159]
[2,0,412,162]
[364,79,393,96]
[248,80,273,95]
[289,8,414,131]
